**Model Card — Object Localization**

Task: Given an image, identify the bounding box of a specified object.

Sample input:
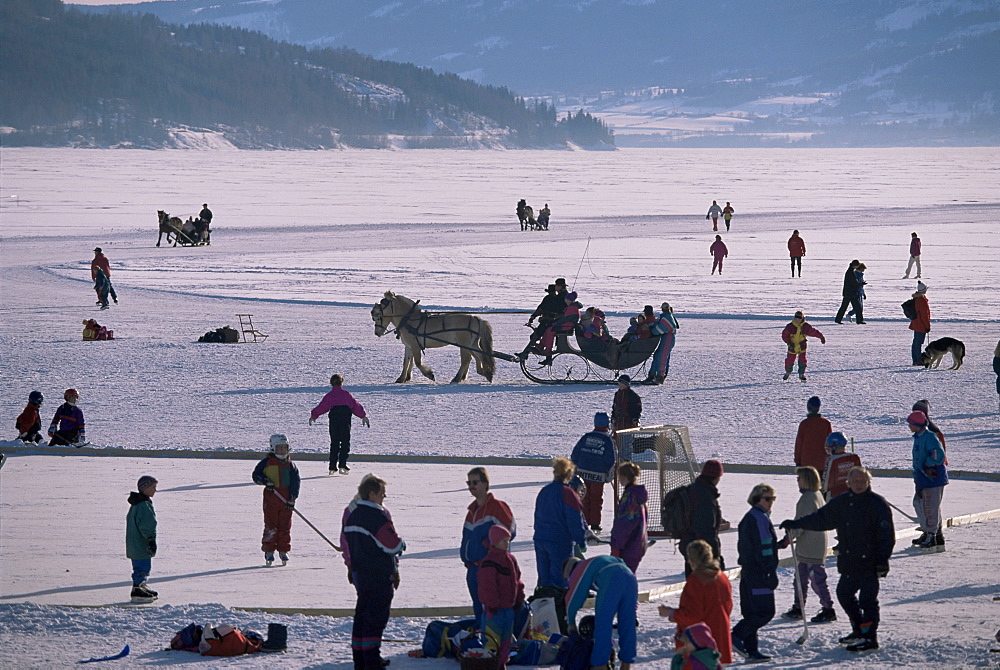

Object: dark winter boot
[783,604,802,619]
[846,637,879,652]
[811,607,837,623]
[261,623,287,652]
[911,531,928,546]
[839,629,864,645]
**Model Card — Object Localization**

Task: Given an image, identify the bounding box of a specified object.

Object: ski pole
[788,538,809,645]
[886,499,919,523]
[270,489,342,553]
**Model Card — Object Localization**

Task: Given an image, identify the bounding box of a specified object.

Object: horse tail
[478,318,496,382]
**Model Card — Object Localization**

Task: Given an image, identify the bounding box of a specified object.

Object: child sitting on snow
[670,621,721,670]
[16,390,44,443]
[477,525,525,669]
[82,318,114,341]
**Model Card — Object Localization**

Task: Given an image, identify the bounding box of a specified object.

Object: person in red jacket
[909,281,931,365]
[16,391,44,443]
[822,432,862,500]
[787,230,806,278]
[794,396,833,473]
[781,311,826,381]
[477,525,525,669]
[659,539,733,666]
[709,236,728,275]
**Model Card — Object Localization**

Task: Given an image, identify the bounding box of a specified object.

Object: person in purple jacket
[610,462,648,574]
[309,374,370,475]
[903,232,922,279]
[48,388,86,446]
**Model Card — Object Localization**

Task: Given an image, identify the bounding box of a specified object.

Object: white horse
[371,291,496,384]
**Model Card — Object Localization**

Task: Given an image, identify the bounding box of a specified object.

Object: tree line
[0,0,613,149]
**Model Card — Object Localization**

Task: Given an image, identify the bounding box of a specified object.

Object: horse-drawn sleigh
[371,292,658,384]
[157,210,211,247]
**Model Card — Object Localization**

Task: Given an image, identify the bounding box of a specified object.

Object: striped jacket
[344,500,405,576]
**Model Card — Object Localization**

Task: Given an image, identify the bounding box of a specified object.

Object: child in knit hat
[671,621,721,670]
[477,525,525,669]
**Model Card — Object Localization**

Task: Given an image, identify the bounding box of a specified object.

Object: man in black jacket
[679,459,726,575]
[780,466,894,653]
[522,284,566,357]
[835,260,864,324]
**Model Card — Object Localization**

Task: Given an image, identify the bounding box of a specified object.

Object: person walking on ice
[781,311,825,381]
[126,475,159,603]
[787,230,806,277]
[904,232,921,279]
[709,235,728,275]
[706,201,723,231]
[309,373,370,475]
[722,202,735,231]
[252,434,300,567]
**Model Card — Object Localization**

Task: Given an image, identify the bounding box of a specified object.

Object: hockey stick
[789,538,809,645]
[886,499,920,523]
[270,489,343,552]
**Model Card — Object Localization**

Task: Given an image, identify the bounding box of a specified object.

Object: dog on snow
[920,337,965,370]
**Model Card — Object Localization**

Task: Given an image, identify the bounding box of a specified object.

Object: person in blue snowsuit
[908,410,948,549]
[533,457,587,589]
[565,555,638,668]
[570,412,617,532]
[647,301,679,384]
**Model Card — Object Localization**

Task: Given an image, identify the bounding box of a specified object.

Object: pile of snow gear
[197,325,240,343]
[168,622,286,656]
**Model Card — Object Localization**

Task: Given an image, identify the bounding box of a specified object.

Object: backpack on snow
[661,484,694,539]
[901,299,918,320]
[169,623,204,652]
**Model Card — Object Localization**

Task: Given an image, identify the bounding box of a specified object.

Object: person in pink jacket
[709,236,728,275]
[787,230,806,278]
[781,311,825,381]
[309,374,370,474]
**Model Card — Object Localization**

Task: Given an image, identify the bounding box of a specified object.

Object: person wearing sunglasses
[731,484,790,663]
[461,466,516,626]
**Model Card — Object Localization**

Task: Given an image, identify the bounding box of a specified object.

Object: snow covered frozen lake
[1,146,999,667]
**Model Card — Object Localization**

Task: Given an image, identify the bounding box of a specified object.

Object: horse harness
[375,297,484,353]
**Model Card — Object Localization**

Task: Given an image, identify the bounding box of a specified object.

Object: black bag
[661,484,693,539]
[901,299,918,320]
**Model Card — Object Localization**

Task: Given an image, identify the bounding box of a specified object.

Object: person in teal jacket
[564,555,638,669]
[126,475,158,602]
[671,621,721,670]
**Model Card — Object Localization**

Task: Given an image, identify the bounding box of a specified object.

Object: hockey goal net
[613,425,699,538]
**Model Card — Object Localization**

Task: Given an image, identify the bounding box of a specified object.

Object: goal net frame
[612,425,699,538]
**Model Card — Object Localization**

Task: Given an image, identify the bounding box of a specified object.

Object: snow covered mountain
[80,0,1000,145]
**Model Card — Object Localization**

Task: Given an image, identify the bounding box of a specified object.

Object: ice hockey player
[781,311,825,381]
[47,388,86,446]
[252,434,301,567]
[126,475,159,603]
[309,374,370,475]
[15,391,44,443]
[570,412,617,533]
[821,432,861,501]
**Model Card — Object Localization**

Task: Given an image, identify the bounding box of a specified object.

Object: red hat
[907,410,928,426]
[701,459,724,478]
[488,525,511,546]
[683,622,718,651]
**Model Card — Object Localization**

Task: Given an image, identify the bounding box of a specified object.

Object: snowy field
[1,147,999,667]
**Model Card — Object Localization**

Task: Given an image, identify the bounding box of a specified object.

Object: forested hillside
[0,0,612,148]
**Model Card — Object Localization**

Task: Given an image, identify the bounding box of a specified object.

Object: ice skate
[783,370,791,380]
[799,373,807,381]
[911,531,928,546]
[839,631,865,645]
[279,552,289,566]
[130,585,157,603]
[264,552,274,567]
[339,465,350,474]
[783,604,802,619]
[846,638,879,652]
[138,581,157,597]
